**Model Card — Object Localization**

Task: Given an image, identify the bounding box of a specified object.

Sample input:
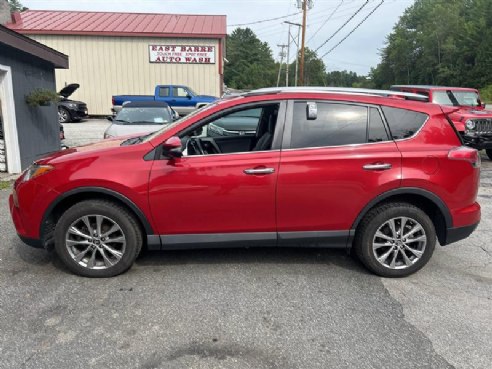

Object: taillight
[112,97,115,106]
[448,146,481,168]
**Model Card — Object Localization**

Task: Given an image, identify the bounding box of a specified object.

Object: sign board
[149,45,216,64]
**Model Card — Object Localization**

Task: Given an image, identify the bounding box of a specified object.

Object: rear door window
[159,87,170,97]
[290,102,368,149]
[381,106,428,140]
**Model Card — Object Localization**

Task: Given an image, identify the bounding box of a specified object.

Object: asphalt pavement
[0,124,491,369]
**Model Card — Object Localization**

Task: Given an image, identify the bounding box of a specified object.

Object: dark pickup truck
[112,85,217,116]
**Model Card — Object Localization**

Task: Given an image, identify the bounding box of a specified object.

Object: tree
[285,48,327,86]
[371,0,492,93]
[7,0,27,12]
[224,28,277,89]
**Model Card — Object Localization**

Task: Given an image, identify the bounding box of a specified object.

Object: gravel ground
[62,119,111,147]
[0,131,491,368]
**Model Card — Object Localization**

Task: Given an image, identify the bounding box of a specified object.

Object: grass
[0,181,12,190]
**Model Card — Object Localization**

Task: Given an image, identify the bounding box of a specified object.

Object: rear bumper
[443,222,479,246]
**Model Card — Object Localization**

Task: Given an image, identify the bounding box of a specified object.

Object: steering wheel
[199,137,222,155]
[186,137,205,155]
[185,137,222,155]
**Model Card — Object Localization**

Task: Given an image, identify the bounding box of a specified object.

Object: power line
[320,0,385,58]
[228,12,301,27]
[314,0,369,53]
[245,2,369,38]
[307,0,344,44]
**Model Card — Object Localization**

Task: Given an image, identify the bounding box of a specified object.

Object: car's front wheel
[54,200,143,277]
[486,149,492,161]
[354,202,436,277]
[58,107,71,123]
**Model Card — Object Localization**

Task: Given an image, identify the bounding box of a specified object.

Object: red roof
[7,10,227,39]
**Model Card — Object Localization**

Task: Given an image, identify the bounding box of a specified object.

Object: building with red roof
[7,10,227,115]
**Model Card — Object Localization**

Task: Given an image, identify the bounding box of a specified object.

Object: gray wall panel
[0,44,59,169]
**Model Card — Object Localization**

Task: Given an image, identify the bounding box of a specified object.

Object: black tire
[354,202,436,278]
[54,200,143,278]
[58,107,71,123]
[486,149,492,161]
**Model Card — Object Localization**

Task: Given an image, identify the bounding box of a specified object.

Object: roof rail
[244,87,430,102]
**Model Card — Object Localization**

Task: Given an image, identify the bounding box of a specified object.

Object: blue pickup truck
[112,85,218,116]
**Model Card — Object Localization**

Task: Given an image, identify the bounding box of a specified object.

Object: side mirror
[306,102,318,120]
[171,109,180,121]
[106,116,113,121]
[482,102,487,109]
[186,94,192,99]
[162,136,183,158]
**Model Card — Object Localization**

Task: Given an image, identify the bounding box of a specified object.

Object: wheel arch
[352,188,452,246]
[41,187,154,244]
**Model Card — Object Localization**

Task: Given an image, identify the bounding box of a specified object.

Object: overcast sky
[22,0,415,75]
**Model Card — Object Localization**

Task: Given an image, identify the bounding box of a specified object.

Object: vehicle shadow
[135,247,370,275]
[12,236,370,276]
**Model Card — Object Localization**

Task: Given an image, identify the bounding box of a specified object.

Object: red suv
[9,88,481,278]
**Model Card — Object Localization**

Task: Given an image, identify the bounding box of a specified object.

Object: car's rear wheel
[486,149,492,161]
[354,202,436,277]
[58,107,71,123]
[54,200,143,277]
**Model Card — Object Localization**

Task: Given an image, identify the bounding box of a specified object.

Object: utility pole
[284,21,302,86]
[298,0,313,86]
[286,24,291,86]
[276,44,287,87]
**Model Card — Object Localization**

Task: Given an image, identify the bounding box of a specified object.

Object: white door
[0,66,21,173]
[0,101,7,172]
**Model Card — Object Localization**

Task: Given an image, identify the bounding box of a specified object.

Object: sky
[21,0,415,75]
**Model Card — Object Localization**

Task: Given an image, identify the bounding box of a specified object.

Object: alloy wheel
[65,215,126,270]
[58,108,69,123]
[372,216,427,270]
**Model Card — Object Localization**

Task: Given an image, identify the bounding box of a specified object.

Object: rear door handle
[363,163,392,171]
[244,168,275,175]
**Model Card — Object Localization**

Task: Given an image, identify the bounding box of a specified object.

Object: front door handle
[363,163,392,171]
[244,168,275,175]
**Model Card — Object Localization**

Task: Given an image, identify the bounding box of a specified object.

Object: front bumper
[71,108,88,120]
[462,134,492,150]
[9,194,44,248]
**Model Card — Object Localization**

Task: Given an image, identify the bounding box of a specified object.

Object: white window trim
[0,64,22,173]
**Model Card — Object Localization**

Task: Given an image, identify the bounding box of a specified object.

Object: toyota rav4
[10,88,481,278]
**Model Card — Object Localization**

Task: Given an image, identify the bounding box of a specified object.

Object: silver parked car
[104,101,178,139]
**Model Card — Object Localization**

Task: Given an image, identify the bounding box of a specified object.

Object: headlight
[466,120,476,130]
[22,164,54,182]
[67,103,77,108]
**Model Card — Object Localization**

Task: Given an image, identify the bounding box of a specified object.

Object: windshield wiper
[132,121,170,125]
[114,119,131,124]
[121,136,144,146]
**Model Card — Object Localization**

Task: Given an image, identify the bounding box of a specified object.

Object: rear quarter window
[381,106,428,140]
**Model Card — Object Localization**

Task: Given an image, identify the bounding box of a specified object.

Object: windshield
[115,107,173,125]
[142,102,219,143]
[432,90,480,107]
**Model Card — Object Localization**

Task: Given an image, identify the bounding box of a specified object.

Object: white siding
[30,35,222,115]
